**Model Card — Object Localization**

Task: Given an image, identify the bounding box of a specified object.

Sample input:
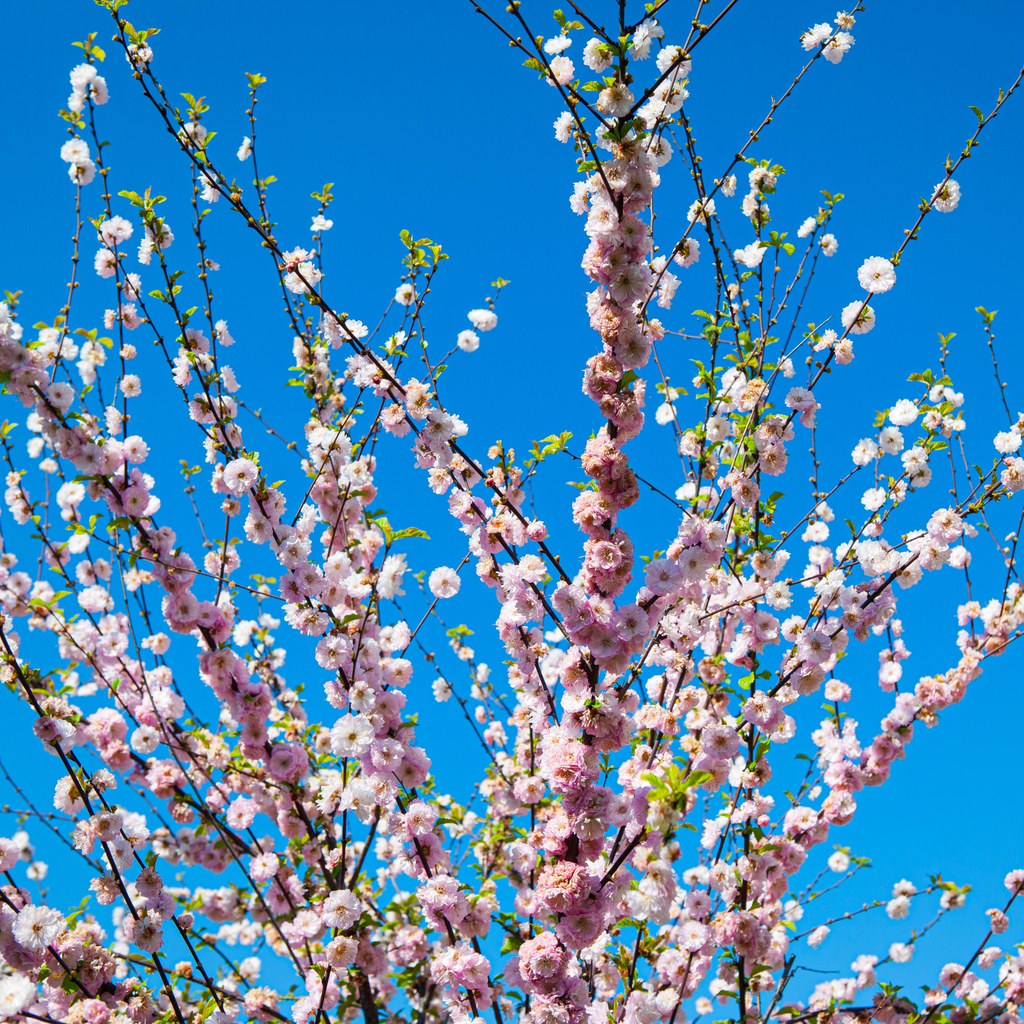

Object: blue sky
[2,0,1024,1003]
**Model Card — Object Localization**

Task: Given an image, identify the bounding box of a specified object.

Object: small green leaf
[372,516,393,544]
[617,370,639,393]
[390,527,430,541]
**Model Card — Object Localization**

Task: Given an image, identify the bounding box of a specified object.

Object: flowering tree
[1,5,1023,1024]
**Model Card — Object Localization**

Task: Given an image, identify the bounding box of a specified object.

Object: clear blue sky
[2,0,1023,1001]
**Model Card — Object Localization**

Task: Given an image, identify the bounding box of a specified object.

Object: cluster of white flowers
[59,136,95,186]
[68,62,108,113]
[800,11,856,63]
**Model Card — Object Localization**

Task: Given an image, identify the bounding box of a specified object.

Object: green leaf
[538,431,573,457]
[969,104,983,125]
[679,770,711,791]
[640,772,670,798]
[616,369,639,392]
[372,516,393,544]
[390,527,430,541]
